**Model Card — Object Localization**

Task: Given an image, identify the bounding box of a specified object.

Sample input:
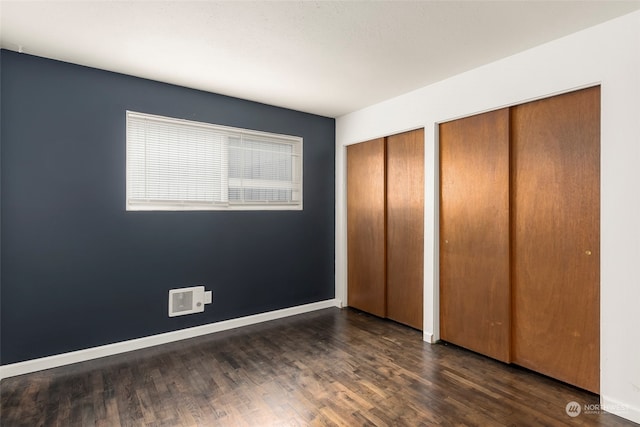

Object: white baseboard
[423,332,437,344]
[600,394,640,424]
[0,299,341,381]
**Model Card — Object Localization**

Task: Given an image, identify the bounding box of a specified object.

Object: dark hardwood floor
[0,308,635,426]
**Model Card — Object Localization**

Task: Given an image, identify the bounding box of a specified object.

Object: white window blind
[126,111,302,211]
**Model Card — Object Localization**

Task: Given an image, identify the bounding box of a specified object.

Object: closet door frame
[438,85,600,393]
[347,129,425,330]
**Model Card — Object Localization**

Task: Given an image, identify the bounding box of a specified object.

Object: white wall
[335,10,640,423]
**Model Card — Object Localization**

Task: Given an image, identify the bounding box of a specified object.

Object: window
[126,111,302,211]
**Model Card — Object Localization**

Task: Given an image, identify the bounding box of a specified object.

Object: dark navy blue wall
[0,50,335,364]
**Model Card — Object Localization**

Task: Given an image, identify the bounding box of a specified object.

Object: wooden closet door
[347,138,386,317]
[386,129,424,330]
[511,86,600,393]
[439,109,511,362]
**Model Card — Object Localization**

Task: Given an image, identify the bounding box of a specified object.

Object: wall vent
[168,286,212,317]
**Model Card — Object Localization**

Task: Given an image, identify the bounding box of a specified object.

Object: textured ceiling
[2,1,640,117]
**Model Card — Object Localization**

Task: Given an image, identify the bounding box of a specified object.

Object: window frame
[126,111,303,211]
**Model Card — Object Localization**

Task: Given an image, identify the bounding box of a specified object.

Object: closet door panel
[439,109,511,362]
[386,129,424,330]
[347,138,386,317]
[511,86,600,393]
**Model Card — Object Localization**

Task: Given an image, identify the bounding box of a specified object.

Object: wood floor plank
[1,308,635,426]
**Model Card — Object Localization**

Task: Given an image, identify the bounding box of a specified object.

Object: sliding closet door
[439,109,511,362]
[386,129,424,330]
[511,87,600,393]
[347,138,386,317]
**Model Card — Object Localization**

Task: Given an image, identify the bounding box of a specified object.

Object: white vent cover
[168,286,212,317]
